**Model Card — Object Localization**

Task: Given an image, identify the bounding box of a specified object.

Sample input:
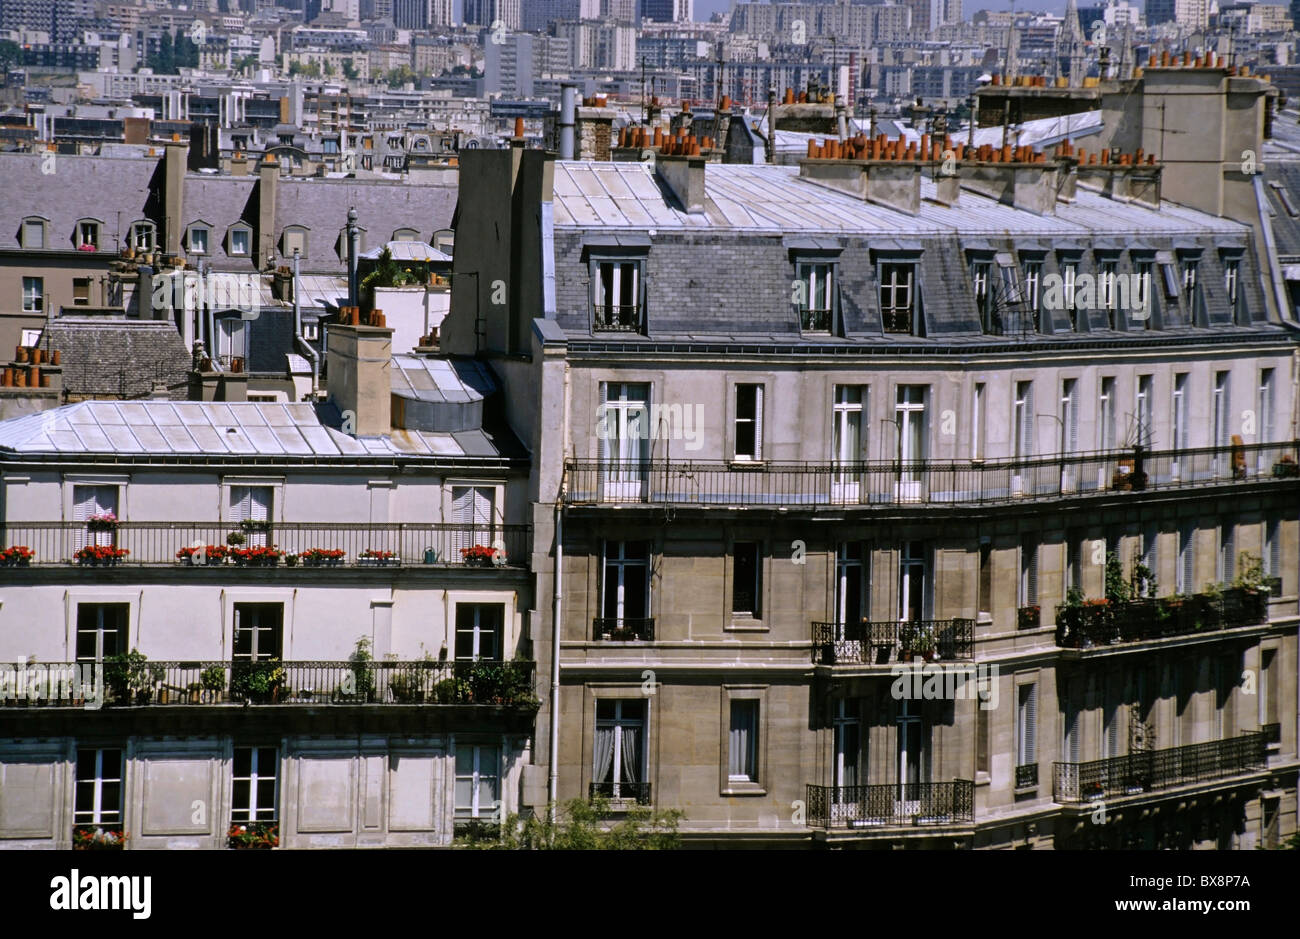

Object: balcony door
[73,484,118,552]
[896,698,931,815]
[894,386,927,501]
[602,540,650,630]
[451,485,495,560]
[233,603,283,662]
[230,485,272,548]
[834,542,867,658]
[455,603,503,662]
[830,699,862,825]
[594,699,646,800]
[831,386,866,503]
[76,603,128,662]
[599,383,649,502]
[1172,374,1189,481]
[898,542,928,623]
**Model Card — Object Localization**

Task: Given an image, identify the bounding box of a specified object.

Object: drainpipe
[548,499,563,824]
[559,84,576,160]
[835,94,848,142]
[346,205,359,308]
[766,87,776,163]
[292,248,319,398]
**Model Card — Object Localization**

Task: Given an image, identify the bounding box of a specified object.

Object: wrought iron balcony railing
[0,522,531,569]
[1055,587,1269,649]
[588,781,652,804]
[1263,722,1281,746]
[0,660,537,708]
[562,441,1299,508]
[591,617,655,641]
[811,618,975,665]
[805,781,974,829]
[593,304,644,332]
[1053,731,1267,803]
[1015,763,1039,789]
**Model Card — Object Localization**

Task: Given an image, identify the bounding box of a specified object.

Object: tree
[341,58,358,80]
[0,40,21,80]
[455,796,683,850]
[234,54,260,75]
[384,65,416,87]
[153,32,175,74]
[322,59,335,77]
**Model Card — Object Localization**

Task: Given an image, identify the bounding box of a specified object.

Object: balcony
[0,660,537,708]
[591,617,655,641]
[593,304,643,332]
[805,781,974,829]
[562,440,1299,509]
[1015,763,1039,789]
[1054,588,1269,649]
[1053,731,1267,803]
[812,619,975,666]
[0,522,531,570]
[588,781,652,805]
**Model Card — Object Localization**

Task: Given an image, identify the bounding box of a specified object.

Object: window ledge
[727,460,767,470]
[721,785,766,797]
[725,621,768,633]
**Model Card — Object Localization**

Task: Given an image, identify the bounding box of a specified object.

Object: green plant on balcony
[1017,605,1041,630]
[433,676,473,703]
[1232,551,1267,594]
[201,665,226,693]
[230,659,285,703]
[348,636,375,701]
[103,648,157,704]
[228,821,278,849]
[226,531,246,546]
[239,519,273,534]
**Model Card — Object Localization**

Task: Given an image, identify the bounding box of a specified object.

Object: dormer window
[282,226,307,259]
[229,226,251,256]
[188,224,210,255]
[392,228,419,242]
[795,260,835,332]
[76,219,101,250]
[129,221,156,252]
[22,217,47,249]
[594,259,644,331]
[879,262,917,334]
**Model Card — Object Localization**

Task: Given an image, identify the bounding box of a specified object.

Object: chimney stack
[655,153,707,213]
[327,321,393,436]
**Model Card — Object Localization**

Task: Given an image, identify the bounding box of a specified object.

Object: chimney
[163,135,188,257]
[230,151,249,176]
[799,156,922,216]
[327,321,393,436]
[258,155,280,268]
[958,155,1060,216]
[655,153,707,214]
[1075,159,1162,207]
[575,101,615,161]
[559,83,577,160]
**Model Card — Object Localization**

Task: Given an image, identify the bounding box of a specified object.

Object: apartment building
[0,329,537,849]
[443,75,1299,848]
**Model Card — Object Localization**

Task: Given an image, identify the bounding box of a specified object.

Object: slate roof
[42,319,190,400]
[1262,161,1300,260]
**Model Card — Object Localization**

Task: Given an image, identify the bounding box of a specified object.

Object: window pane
[733,542,759,615]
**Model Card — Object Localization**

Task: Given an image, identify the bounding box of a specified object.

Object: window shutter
[231,486,251,522]
[1267,521,1280,578]
[597,382,609,467]
[1105,703,1120,757]
[1027,544,1038,605]
[1221,525,1235,584]
[753,386,764,460]
[250,487,270,522]
[73,487,97,522]
[1066,705,1080,763]
[1024,684,1037,764]
[1181,527,1195,593]
[1021,384,1035,456]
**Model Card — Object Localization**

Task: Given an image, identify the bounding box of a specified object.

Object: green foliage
[350,636,375,699]
[0,40,21,77]
[455,797,683,850]
[1130,552,1157,599]
[341,58,358,80]
[201,665,226,691]
[1233,551,1266,592]
[290,60,322,78]
[384,65,416,86]
[1104,552,1131,603]
[104,648,155,702]
[1063,585,1085,607]
[230,659,284,701]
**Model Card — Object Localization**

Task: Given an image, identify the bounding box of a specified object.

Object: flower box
[300,548,345,567]
[228,821,278,849]
[1272,458,1299,478]
[85,513,118,532]
[0,546,34,566]
[358,550,399,567]
[176,545,228,565]
[72,826,125,851]
[460,544,501,567]
[230,547,284,567]
[75,546,129,565]
[1017,605,1041,630]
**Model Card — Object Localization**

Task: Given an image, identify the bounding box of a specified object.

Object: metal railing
[591,617,655,641]
[593,304,643,332]
[811,619,976,665]
[1263,722,1281,746]
[1015,763,1039,789]
[1054,588,1269,649]
[805,781,974,829]
[1053,731,1266,803]
[562,440,1300,508]
[588,781,652,804]
[0,522,531,569]
[0,660,537,708]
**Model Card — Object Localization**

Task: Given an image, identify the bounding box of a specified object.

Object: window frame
[454,602,504,662]
[21,276,44,313]
[21,216,47,249]
[281,225,308,260]
[231,745,279,825]
[878,260,919,335]
[730,539,763,620]
[74,747,124,829]
[1015,679,1038,786]
[590,254,647,333]
[592,698,649,802]
[454,743,502,822]
[228,225,252,257]
[187,223,211,255]
[720,686,768,795]
[129,220,156,253]
[76,218,102,250]
[794,259,837,333]
[75,603,129,662]
[732,382,764,462]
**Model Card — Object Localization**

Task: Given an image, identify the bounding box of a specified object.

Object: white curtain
[729,704,754,779]
[594,725,615,785]
[620,726,639,784]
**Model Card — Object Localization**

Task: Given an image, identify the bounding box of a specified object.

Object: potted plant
[72,826,126,851]
[75,545,129,566]
[104,648,155,704]
[232,659,285,703]
[176,544,227,565]
[898,623,918,662]
[1017,605,1041,630]
[348,637,375,702]
[201,665,226,702]
[284,553,300,567]
[187,681,202,704]
[301,547,345,567]
[0,546,34,566]
[228,821,278,849]
[358,548,399,567]
[1272,454,1299,478]
[86,512,118,532]
[912,631,937,662]
[460,544,498,567]
[226,531,246,547]
[238,519,272,534]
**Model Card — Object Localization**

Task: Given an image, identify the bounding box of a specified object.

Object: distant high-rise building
[1145,0,1210,28]
[464,0,521,28]
[641,0,692,23]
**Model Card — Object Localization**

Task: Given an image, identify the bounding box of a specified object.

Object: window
[78,220,100,249]
[1060,378,1078,454]
[972,382,986,460]
[976,705,990,776]
[22,218,45,249]
[728,699,759,783]
[1219,524,1236,585]
[1261,648,1279,736]
[74,748,123,827]
[1258,369,1275,444]
[879,262,916,333]
[1177,525,1195,594]
[732,541,761,617]
[451,484,495,557]
[1172,372,1189,447]
[21,276,43,313]
[595,700,646,799]
[733,384,762,461]
[898,542,927,622]
[835,542,867,629]
[282,227,306,259]
[1065,530,1082,594]
[130,222,155,252]
[1159,256,1180,302]
[302,322,319,341]
[1135,375,1153,448]
[393,227,420,241]
[1180,254,1205,323]
[1022,258,1043,328]
[73,484,118,549]
[896,697,930,790]
[1098,377,1116,451]
[216,318,248,367]
[594,259,643,331]
[970,257,994,331]
[229,227,251,256]
[1134,260,1153,326]
[1103,681,1122,758]
[230,484,272,545]
[978,540,992,615]
[1062,693,1081,764]
[1264,519,1280,583]
[76,604,128,662]
[598,383,650,498]
[603,540,650,626]
[795,261,834,332]
[1224,258,1240,314]
[231,746,278,823]
[1013,381,1034,461]
[832,385,867,496]
[1213,371,1230,475]
[455,604,503,661]
[1020,539,1038,608]
[233,603,283,661]
[895,385,927,483]
[1016,683,1038,779]
[73,278,91,306]
[833,700,860,788]
[188,226,209,254]
[1097,259,1118,325]
[1061,259,1078,330]
[455,745,501,820]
